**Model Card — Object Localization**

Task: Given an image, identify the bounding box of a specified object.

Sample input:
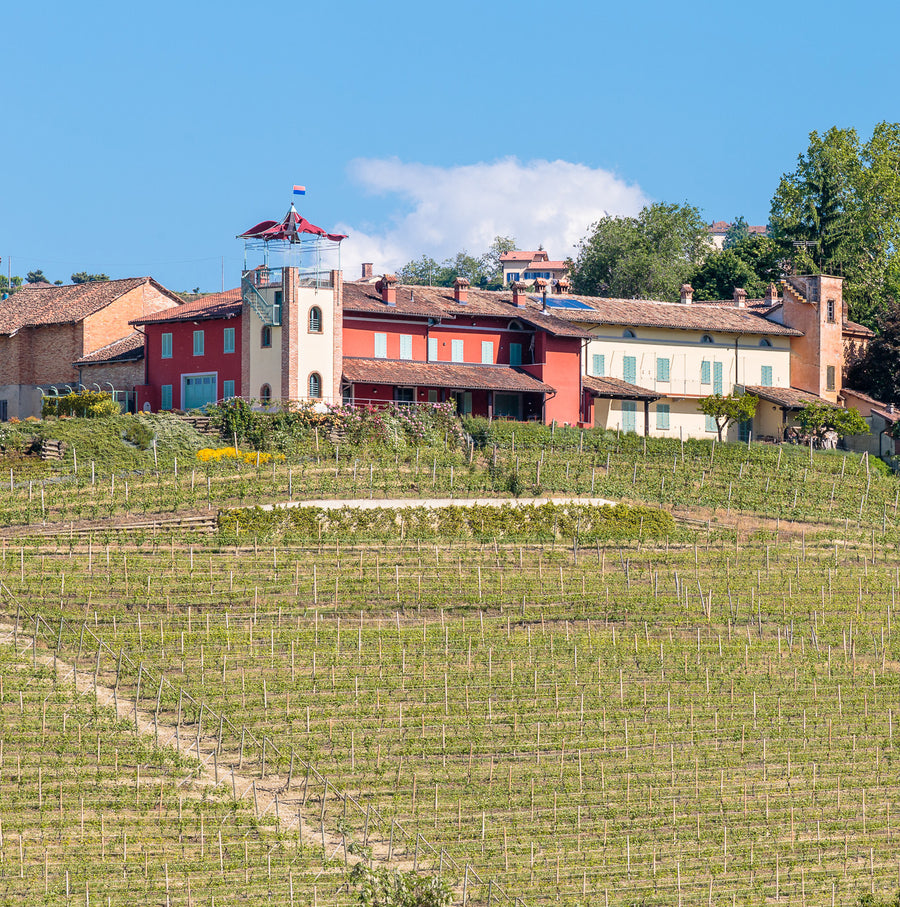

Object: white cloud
[335,156,648,277]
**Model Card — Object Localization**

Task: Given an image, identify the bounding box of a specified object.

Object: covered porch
[583,375,661,436]
[342,358,554,422]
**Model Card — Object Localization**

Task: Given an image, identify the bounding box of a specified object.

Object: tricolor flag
[292,185,306,195]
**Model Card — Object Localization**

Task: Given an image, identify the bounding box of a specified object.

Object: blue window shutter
[705,414,717,433]
[622,401,636,432]
[656,357,670,382]
[701,361,711,385]
[656,404,670,430]
[223,328,235,354]
[223,380,235,399]
[761,365,773,387]
[161,333,172,359]
[510,343,522,366]
[161,385,173,411]
[623,356,636,384]
[713,361,723,394]
[193,330,204,356]
[592,353,605,377]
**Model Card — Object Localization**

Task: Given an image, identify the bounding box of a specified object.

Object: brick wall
[82,283,177,357]
[281,268,299,399]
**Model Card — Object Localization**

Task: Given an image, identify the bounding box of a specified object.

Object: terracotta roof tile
[557,296,801,336]
[341,282,591,338]
[74,332,144,366]
[131,288,242,325]
[843,319,874,337]
[0,278,180,335]
[342,358,554,393]
[743,385,832,409]
[583,375,660,401]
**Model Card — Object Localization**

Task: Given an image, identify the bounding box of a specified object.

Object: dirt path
[0,619,439,880]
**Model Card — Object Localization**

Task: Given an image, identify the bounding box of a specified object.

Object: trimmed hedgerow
[217,501,675,541]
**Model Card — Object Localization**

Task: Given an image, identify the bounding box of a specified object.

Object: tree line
[0,268,110,294]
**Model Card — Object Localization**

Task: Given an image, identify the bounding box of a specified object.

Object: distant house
[708,220,769,250]
[0,277,180,419]
[499,250,569,287]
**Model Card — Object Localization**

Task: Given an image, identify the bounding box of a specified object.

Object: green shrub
[42,390,119,418]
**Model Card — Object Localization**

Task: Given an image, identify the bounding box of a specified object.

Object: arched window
[759,337,773,347]
[701,334,714,344]
[623,329,636,339]
[507,319,526,331]
[260,384,271,403]
[261,325,272,348]
[308,307,322,333]
[308,373,322,399]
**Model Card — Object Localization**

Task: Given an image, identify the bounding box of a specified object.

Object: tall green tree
[846,299,900,404]
[770,122,900,326]
[71,272,110,284]
[689,234,783,301]
[571,202,711,301]
[723,216,750,249]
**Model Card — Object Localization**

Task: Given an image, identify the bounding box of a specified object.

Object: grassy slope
[0,428,898,905]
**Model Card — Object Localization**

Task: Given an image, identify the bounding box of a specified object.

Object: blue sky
[3,0,897,291]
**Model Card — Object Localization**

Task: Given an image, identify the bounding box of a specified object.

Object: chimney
[453,276,469,304]
[534,278,549,310]
[377,273,397,306]
[361,262,373,279]
[680,283,694,305]
[733,287,747,308]
[512,281,528,308]
[765,283,778,304]
[556,276,571,295]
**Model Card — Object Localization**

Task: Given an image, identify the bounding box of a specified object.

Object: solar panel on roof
[529,295,593,310]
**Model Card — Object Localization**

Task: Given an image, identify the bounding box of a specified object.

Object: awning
[342,358,554,393]
[583,375,660,401]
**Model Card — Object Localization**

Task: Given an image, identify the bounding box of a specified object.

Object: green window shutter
[713,361,723,394]
[623,356,636,384]
[622,401,636,433]
[161,333,172,359]
[223,327,235,354]
[656,404,670,430]
[510,343,522,366]
[761,365,773,387]
[223,380,235,399]
[701,360,711,385]
[592,353,605,377]
[193,330,204,356]
[705,414,717,433]
[656,357,670,382]
[161,385,173,411]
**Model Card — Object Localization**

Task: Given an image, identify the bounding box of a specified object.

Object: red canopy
[238,205,347,243]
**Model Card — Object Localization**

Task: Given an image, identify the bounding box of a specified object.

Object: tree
[571,202,712,301]
[71,272,110,284]
[845,299,900,404]
[350,865,452,907]
[689,234,783,301]
[769,122,900,326]
[796,400,868,446]
[0,274,23,296]
[723,216,750,249]
[26,269,49,284]
[482,235,517,281]
[698,394,759,442]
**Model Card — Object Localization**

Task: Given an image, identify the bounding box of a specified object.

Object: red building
[132,289,242,412]
[340,275,591,424]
